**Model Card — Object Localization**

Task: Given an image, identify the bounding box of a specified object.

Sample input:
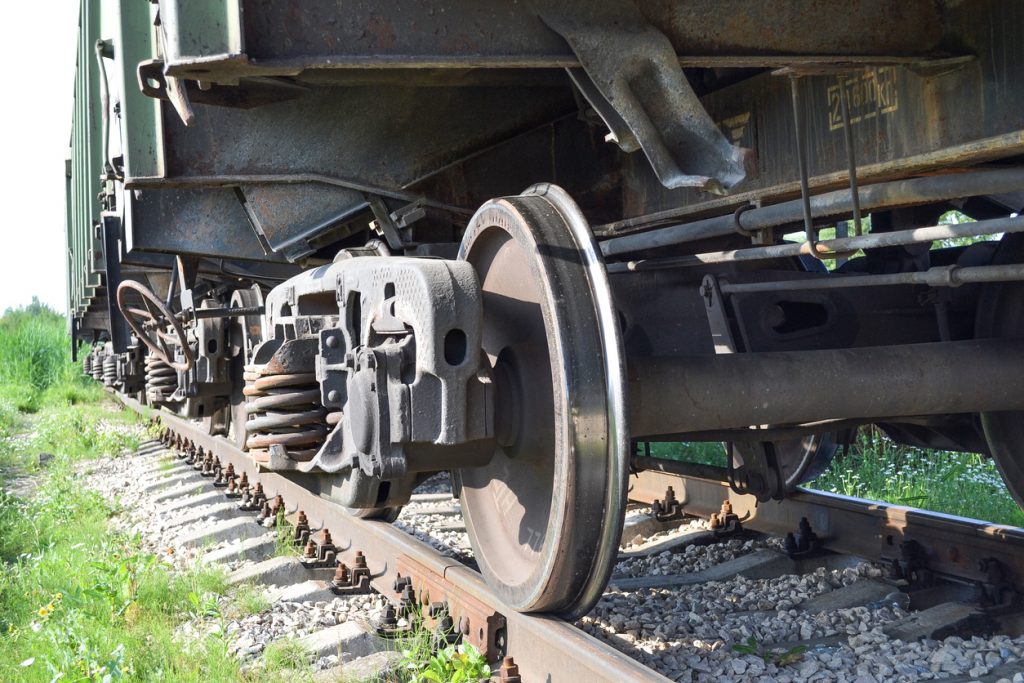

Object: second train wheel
[457,184,628,618]
[976,232,1024,509]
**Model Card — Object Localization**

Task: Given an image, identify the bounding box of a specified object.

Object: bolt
[257,501,272,523]
[499,656,522,683]
[333,562,351,587]
[322,529,333,546]
[393,573,411,593]
[271,495,284,515]
[720,500,733,516]
[304,539,317,559]
[239,472,249,489]
[353,551,367,569]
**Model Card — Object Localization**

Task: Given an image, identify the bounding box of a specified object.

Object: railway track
[106,390,1024,682]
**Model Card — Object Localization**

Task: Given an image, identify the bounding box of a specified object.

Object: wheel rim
[457,184,627,618]
[976,233,1024,509]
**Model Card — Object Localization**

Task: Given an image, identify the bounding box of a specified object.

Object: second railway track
[99,391,1024,683]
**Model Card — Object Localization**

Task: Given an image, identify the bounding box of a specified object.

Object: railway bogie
[67,0,1024,618]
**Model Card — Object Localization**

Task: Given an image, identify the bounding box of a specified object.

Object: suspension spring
[243,365,327,464]
[82,352,93,376]
[91,351,105,382]
[102,354,117,387]
[145,354,177,404]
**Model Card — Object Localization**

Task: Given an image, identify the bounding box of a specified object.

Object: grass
[0,303,259,681]
[232,583,272,619]
[810,429,1024,526]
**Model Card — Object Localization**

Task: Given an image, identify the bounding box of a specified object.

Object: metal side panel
[159,0,243,65]
[114,0,163,179]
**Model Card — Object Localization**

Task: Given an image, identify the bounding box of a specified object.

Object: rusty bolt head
[239,472,249,487]
[354,551,367,569]
[304,539,317,558]
[721,500,733,516]
[272,495,284,513]
[322,529,333,546]
[333,562,350,584]
[500,656,521,683]
[297,511,308,527]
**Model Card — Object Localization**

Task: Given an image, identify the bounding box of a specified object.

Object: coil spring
[243,365,328,463]
[83,353,93,376]
[102,354,117,387]
[145,354,177,403]
[91,353,105,381]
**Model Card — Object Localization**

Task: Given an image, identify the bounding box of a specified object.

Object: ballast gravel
[80,441,1024,682]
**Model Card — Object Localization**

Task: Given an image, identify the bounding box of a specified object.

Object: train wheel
[976,233,1024,509]
[456,184,628,618]
[731,433,838,500]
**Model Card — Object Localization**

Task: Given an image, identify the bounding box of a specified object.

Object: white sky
[0,2,80,313]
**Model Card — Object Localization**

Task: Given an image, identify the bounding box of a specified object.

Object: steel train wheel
[456,184,628,618]
[731,433,838,500]
[976,233,1024,509]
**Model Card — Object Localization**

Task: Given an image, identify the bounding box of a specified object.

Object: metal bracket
[535,0,750,193]
[395,555,507,662]
[699,274,737,355]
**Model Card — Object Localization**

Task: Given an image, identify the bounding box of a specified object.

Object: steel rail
[112,391,667,683]
[628,467,1024,590]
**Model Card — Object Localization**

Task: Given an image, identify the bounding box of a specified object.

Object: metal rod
[718,262,1024,295]
[789,76,820,256]
[600,168,1024,258]
[837,75,863,236]
[627,339,1024,438]
[626,214,1023,271]
[191,305,265,320]
[631,456,727,482]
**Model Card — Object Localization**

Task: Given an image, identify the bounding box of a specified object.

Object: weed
[398,641,491,683]
[391,611,491,683]
[232,582,272,618]
[274,509,302,557]
[732,636,807,666]
[262,637,312,677]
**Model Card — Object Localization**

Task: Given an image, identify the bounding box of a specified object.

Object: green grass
[261,638,313,679]
[0,302,303,682]
[232,583,272,619]
[809,429,1024,527]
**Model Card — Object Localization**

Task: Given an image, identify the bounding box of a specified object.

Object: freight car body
[68,1,1024,618]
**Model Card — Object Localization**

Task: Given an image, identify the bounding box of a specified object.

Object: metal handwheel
[116,280,194,372]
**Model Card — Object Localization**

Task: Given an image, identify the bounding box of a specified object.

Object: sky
[0,2,80,313]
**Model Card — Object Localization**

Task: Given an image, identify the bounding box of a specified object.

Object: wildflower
[166,547,175,556]
[37,607,49,618]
